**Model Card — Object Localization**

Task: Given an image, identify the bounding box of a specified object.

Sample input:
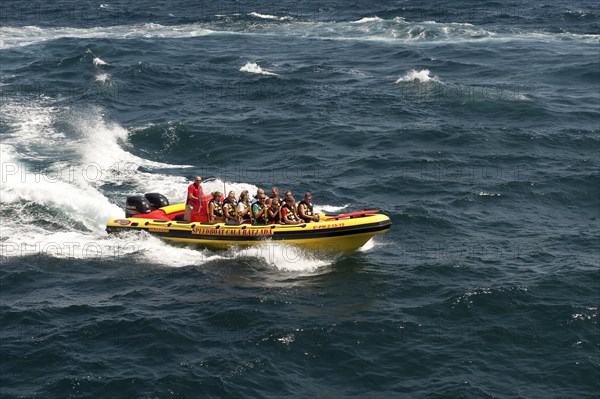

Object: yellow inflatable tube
[106,204,391,253]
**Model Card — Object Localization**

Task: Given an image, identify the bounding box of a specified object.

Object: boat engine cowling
[144,193,169,210]
[126,195,152,218]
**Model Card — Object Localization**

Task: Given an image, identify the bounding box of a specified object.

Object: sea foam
[395,69,442,84]
[95,73,110,82]
[351,16,384,23]
[93,57,108,66]
[240,62,278,76]
[249,12,292,21]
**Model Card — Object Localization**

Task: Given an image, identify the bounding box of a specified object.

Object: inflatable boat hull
[106,204,391,253]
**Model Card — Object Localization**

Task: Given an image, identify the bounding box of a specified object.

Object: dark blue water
[1,1,599,397]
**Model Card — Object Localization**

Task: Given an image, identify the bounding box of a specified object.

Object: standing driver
[184,176,204,222]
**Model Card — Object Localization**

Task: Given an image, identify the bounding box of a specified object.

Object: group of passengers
[209,186,320,225]
[185,177,319,225]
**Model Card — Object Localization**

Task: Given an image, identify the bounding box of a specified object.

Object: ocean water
[0,1,598,397]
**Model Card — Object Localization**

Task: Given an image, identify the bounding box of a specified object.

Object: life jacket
[252,202,268,224]
[268,205,281,224]
[223,198,238,218]
[239,201,251,220]
[209,199,223,218]
[298,200,314,217]
[282,204,298,223]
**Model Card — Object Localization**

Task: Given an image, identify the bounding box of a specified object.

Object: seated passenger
[252,188,265,206]
[282,189,295,211]
[267,197,281,224]
[207,191,225,223]
[281,197,301,225]
[268,186,283,206]
[251,194,268,225]
[298,192,319,222]
[223,190,238,224]
[237,190,252,222]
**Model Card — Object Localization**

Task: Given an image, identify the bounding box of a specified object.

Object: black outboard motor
[144,193,169,210]
[126,195,152,218]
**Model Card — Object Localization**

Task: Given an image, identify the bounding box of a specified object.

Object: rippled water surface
[1,1,599,398]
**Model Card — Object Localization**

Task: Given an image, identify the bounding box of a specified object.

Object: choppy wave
[1,18,598,50]
[1,146,314,268]
[1,2,599,397]
[351,16,384,24]
[0,23,216,49]
[240,62,278,76]
[0,102,191,263]
[248,12,292,21]
[0,100,342,271]
[95,72,110,82]
[92,57,108,66]
[0,144,122,232]
[395,69,441,84]
[478,192,501,197]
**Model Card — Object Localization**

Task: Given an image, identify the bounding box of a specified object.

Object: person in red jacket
[184,176,204,222]
[281,197,301,225]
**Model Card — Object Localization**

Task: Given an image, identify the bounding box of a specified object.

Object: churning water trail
[1,1,598,398]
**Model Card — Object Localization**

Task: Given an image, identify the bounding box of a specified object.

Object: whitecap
[395,69,441,84]
[512,94,531,101]
[93,57,108,66]
[1,102,191,195]
[0,145,123,231]
[0,24,216,50]
[240,62,278,76]
[66,107,190,173]
[478,192,501,197]
[248,12,292,21]
[1,21,597,50]
[351,16,383,24]
[95,73,110,82]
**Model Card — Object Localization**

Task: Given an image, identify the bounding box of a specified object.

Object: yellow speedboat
[106,194,391,253]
